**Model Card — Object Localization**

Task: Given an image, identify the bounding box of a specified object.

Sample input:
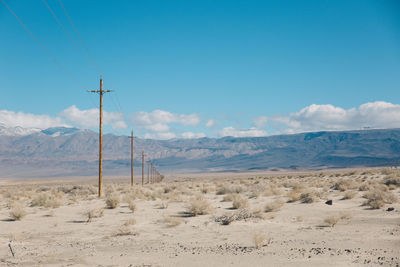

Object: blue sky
[1,0,400,138]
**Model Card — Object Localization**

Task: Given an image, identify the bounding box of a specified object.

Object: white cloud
[205,119,216,128]
[253,116,268,128]
[131,109,200,133]
[267,101,400,133]
[181,132,207,139]
[60,105,127,129]
[144,132,177,140]
[0,110,68,129]
[220,126,267,137]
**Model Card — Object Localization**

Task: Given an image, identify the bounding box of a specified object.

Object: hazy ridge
[1,126,400,177]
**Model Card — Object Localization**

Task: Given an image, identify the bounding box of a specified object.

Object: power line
[57,0,102,74]
[1,0,83,87]
[41,0,98,74]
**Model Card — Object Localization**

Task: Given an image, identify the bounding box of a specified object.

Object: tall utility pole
[141,151,145,186]
[88,76,113,198]
[147,160,150,184]
[128,130,136,186]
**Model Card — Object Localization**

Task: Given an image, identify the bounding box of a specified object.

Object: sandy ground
[0,169,399,266]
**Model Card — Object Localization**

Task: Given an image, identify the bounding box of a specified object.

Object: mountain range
[1,125,400,178]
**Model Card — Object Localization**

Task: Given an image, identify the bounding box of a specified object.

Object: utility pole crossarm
[87,89,114,93]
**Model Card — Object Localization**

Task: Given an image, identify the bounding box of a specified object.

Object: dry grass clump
[9,204,27,221]
[383,175,400,188]
[114,225,136,236]
[215,208,264,225]
[127,199,136,212]
[300,191,319,203]
[342,191,357,200]
[264,199,284,212]
[85,208,104,222]
[231,195,249,209]
[105,193,120,209]
[363,188,398,209]
[253,231,268,249]
[186,196,212,216]
[31,193,62,208]
[216,184,244,195]
[263,185,283,196]
[286,185,305,202]
[163,216,183,227]
[332,179,357,192]
[123,218,136,226]
[324,215,341,227]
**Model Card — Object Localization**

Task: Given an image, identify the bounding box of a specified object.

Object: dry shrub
[10,205,27,221]
[253,231,268,249]
[186,196,211,216]
[383,175,400,188]
[216,184,244,195]
[339,212,352,220]
[232,195,249,209]
[222,194,235,202]
[333,179,357,192]
[215,208,264,225]
[114,226,136,236]
[105,193,120,209]
[85,208,104,222]
[363,188,397,209]
[163,216,183,227]
[31,193,62,208]
[264,199,284,212]
[324,215,340,227]
[358,183,371,191]
[123,218,136,226]
[342,191,357,200]
[263,185,283,196]
[128,199,136,212]
[286,187,304,203]
[300,191,318,203]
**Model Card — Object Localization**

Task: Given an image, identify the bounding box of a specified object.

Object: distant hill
[1,126,400,178]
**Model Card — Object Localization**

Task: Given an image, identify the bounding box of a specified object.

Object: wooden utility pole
[128,130,136,186]
[88,76,113,197]
[147,160,150,184]
[141,151,144,186]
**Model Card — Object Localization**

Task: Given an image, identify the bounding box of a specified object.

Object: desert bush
[215,208,264,225]
[31,193,62,208]
[253,231,268,249]
[127,199,136,212]
[9,205,27,221]
[363,188,398,209]
[324,215,340,227]
[186,196,211,216]
[105,193,120,209]
[383,175,400,188]
[342,191,357,200]
[114,226,135,236]
[332,179,357,192]
[85,208,104,222]
[163,216,183,227]
[232,195,249,209]
[358,183,370,191]
[263,185,283,196]
[300,191,318,203]
[123,218,136,226]
[264,199,284,212]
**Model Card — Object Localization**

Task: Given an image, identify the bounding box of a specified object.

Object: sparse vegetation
[85,208,104,222]
[253,231,268,249]
[9,204,27,221]
[186,196,211,216]
[231,195,249,209]
[106,193,120,209]
[363,188,398,209]
[324,215,340,227]
[264,199,284,212]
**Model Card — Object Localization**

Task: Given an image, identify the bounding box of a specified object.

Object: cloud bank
[257,101,400,134]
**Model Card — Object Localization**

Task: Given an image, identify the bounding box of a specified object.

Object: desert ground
[0,168,399,266]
